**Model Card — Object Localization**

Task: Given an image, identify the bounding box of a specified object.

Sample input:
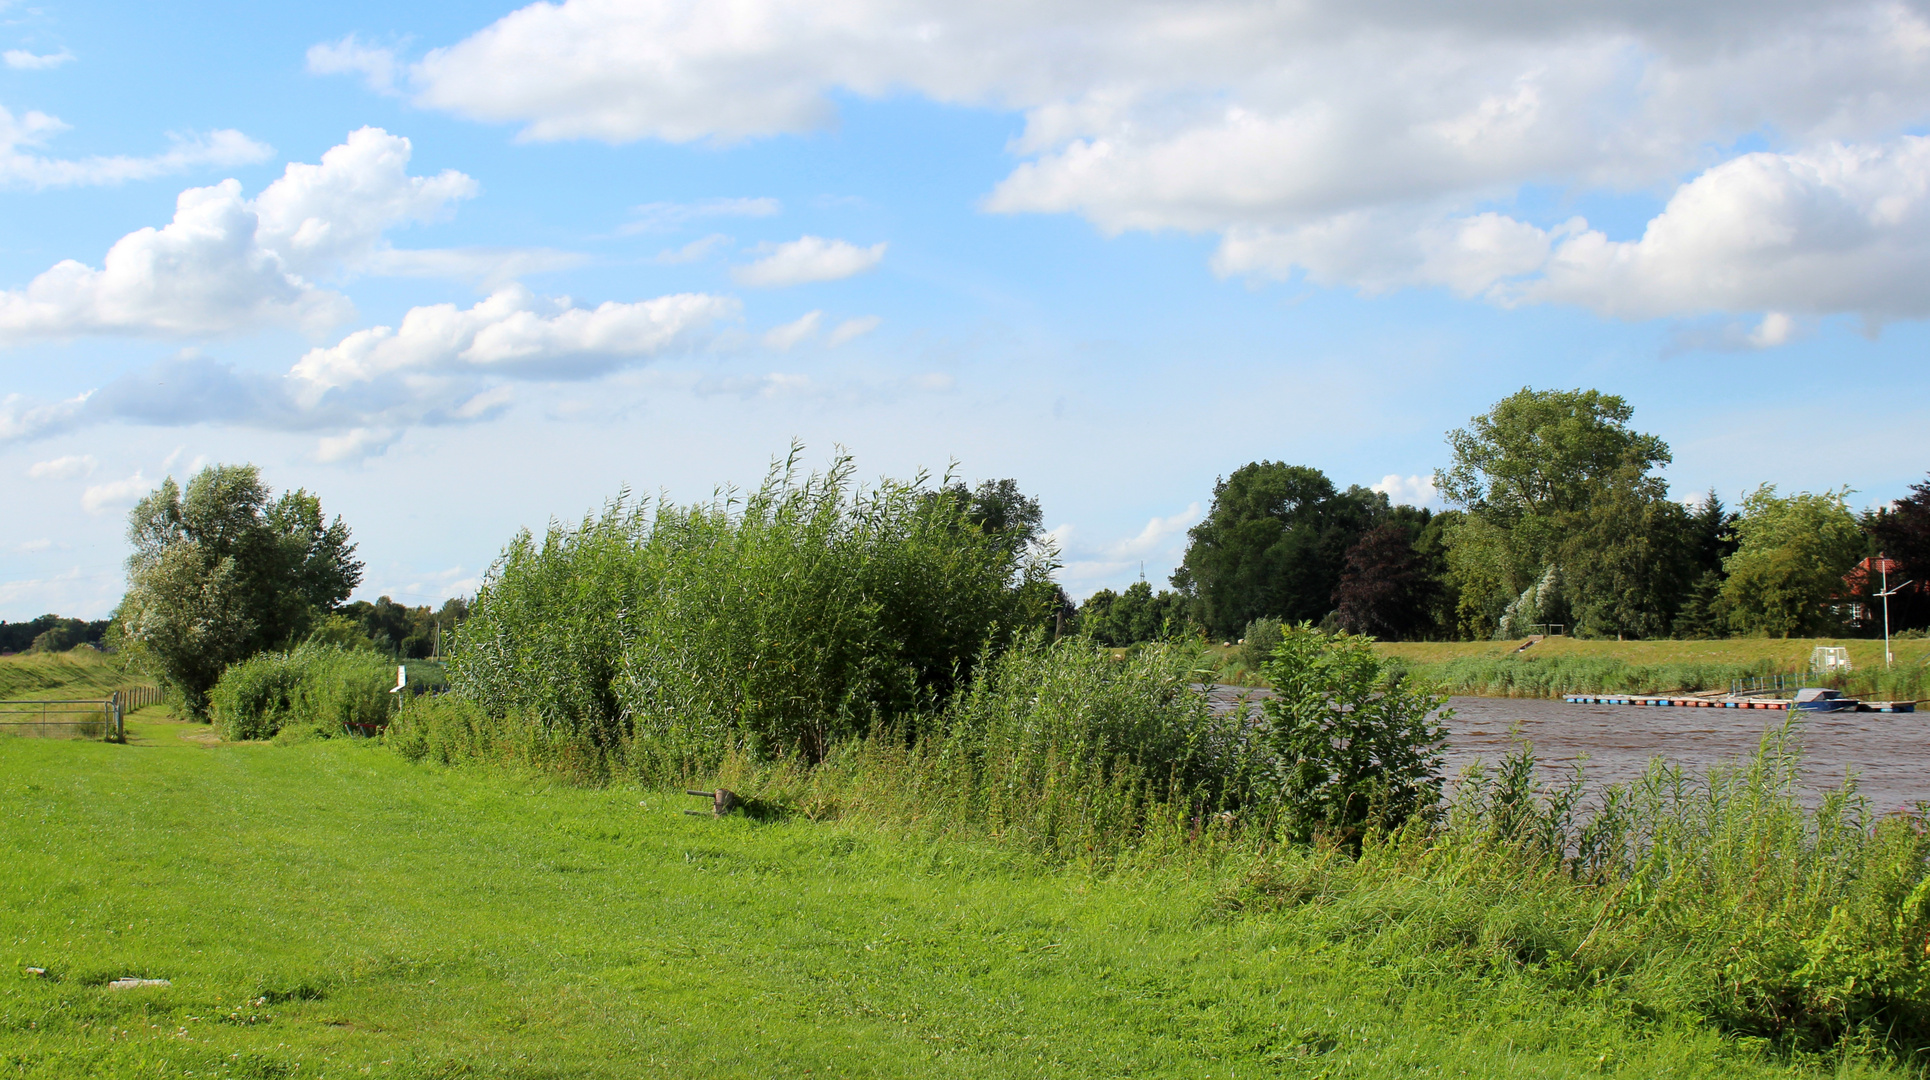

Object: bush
[1238,616,1283,670]
[1259,624,1450,843]
[211,645,396,741]
[450,452,1053,774]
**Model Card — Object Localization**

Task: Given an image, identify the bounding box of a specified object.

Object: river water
[1204,687,1930,811]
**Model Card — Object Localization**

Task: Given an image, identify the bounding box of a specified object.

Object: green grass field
[0,714,1910,1079]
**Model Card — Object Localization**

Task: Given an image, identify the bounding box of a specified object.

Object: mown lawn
[0,717,1907,1079]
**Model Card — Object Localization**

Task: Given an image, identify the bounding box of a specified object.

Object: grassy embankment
[0,648,156,703]
[1,712,1913,1080]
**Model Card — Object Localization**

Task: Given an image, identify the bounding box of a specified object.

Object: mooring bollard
[684,789,739,817]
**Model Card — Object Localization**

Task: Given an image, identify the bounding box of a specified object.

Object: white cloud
[0,391,87,442]
[826,315,880,346]
[289,285,737,398]
[27,454,94,480]
[0,179,352,340]
[4,49,74,71]
[364,0,1930,322]
[1748,312,1799,349]
[2,283,737,458]
[0,104,271,190]
[315,428,402,463]
[1372,474,1439,507]
[17,538,51,552]
[306,36,399,94]
[81,471,148,515]
[251,126,478,280]
[761,310,820,350]
[622,197,779,233]
[1105,503,1202,559]
[0,127,483,344]
[1511,138,1930,321]
[652,233,730,264]
[732,236,885,287]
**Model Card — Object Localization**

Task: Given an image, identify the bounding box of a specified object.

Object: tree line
[76,393,1924,716]
[1080,387,1928,645]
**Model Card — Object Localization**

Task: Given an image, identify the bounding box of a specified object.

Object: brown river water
[1204,688,1930,811]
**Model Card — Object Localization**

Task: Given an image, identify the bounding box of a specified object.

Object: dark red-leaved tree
[1334,523,1438,640]
[1868,475,1930,631]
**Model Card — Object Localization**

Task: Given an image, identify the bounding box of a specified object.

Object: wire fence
[0,686,162,743]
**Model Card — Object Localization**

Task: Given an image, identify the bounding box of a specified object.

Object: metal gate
[0,687,156,742]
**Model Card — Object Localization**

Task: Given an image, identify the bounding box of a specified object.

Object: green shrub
[1259,624,1449,843]
[210,652,306,740]
[1238,616,1283,671]
[449,451,1052,774]
[211,645,396,741]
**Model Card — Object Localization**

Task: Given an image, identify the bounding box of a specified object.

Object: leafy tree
[1334,517,1441,640]
[1175,462,1386,638]
[1721,485,1864,637]
[116,465,363,718]
[0,615,106,654]
[1438,388,1686,638]
[337,595,470,658]
[1670,490,1741,640]
[1078,581,1191,646]
[1557,471,1696,639]
[930,478,1045,561]
[1259,624,1450,844]
[1868,475,1930,631]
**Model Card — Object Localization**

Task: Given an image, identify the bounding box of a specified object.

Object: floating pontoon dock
[1564,694,1916,713]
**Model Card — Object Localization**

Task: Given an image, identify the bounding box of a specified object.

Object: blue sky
[4,0,1930,619]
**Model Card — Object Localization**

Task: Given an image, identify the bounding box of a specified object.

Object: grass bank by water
[3,714,1909,1079]
[1368,637,1930,700]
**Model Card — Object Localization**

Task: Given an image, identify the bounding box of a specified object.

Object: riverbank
[4,713,1917,1078]
[1373,637,1930,700]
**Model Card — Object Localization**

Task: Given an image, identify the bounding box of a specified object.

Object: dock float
[1563,695,1915,713]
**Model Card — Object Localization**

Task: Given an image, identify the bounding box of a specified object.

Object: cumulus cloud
[0,127,492,343]
[4,49,75,71]
[761,310,820,349]
[2,286,737,458]
[732,236,885,287]
[349,0,1930,322]
[27,454,94,480]
[1372,474,1439,507]
[250,127,478,280]
[1512,138,1930,321]
[826,315,880,346]
[0,104,271,189]
[81,471,148,515]
[288,285,737,398]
